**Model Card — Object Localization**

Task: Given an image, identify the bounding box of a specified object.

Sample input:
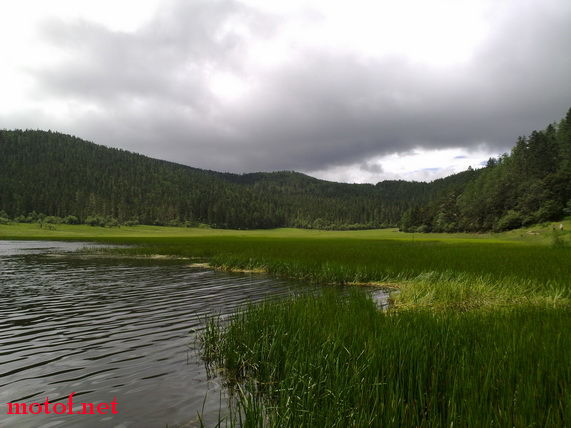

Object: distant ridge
[1,107,569,231]
[0,130,445,229]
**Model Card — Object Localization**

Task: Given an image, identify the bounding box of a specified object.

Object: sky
[0,0,570,183]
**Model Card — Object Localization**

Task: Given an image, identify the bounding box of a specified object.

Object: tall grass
[90,236,571,286]
[392,271,570,310]
[91,236,571,307]
[201,291,571,427]
[3,223,570,304]
[4,223,568,424]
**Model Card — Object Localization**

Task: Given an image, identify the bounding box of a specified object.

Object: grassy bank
[202,291,570,427]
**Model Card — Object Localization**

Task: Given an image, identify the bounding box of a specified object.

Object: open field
[1,219,570,243]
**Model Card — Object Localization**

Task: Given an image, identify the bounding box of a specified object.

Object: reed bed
[96,236,571,308]
[97,237,570,287]
[201,291,570,427]
[3,224,569,425]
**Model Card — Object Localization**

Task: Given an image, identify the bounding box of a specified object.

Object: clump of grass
[201,291,571,427]
[392,271,570,310]
[551,230,567,248]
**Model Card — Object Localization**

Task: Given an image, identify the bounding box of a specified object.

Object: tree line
[0,130,433,229]
[1,107,569,232]
[400,108,571,232]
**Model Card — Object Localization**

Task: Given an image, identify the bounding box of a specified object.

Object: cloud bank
[1,0,570,181]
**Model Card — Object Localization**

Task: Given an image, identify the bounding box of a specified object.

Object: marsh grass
[90,236,571,284]
[3,223,570,425]
[80,234,571,308]
[392,271,570,310]
[551,230,567,248]
[201,291,571,427]
[3,223,571,302]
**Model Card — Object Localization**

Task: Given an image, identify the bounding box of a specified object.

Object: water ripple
[0,241,321,428]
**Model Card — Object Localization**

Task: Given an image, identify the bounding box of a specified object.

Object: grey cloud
[13,0,571,175]
[360,161,384,174]
[34,0,255,109]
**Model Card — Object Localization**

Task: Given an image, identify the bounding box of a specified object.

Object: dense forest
[0,108,569,231]
[0,130,440,229]
[401,108,571,232]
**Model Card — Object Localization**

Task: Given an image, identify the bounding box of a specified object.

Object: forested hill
[0,130,449,229]
[401,108,571,232]
[1,107,569,231]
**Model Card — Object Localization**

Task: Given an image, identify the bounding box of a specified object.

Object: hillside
[401,108,571,232]
[1,107,569,231]
[0,130,443,229]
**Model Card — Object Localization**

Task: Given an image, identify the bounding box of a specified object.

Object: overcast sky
[1,0,570,183]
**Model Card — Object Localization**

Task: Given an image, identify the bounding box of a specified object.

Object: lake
[1,241,366,427]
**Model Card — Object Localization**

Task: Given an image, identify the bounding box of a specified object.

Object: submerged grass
[201,291,570,427]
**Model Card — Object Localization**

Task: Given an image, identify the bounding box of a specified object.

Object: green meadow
[2,221,570,425]
[1,220,569,242]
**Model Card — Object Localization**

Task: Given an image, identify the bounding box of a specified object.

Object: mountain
[400,108,571,232]
[1,107,569,231]
[0,130,436,229]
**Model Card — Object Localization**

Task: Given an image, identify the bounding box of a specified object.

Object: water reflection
[0,241,327,427]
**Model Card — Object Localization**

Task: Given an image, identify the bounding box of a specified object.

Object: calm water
[0,241,371,427]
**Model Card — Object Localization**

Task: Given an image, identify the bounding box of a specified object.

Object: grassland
[2,222,570,426]
[1,220,570,242]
